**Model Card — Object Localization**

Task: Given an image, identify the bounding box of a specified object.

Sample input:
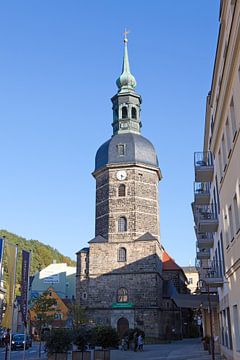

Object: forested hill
[0,230,76,290]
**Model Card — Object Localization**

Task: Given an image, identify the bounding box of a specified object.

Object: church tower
[76,34,164,339]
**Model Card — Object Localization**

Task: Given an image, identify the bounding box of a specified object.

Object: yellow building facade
[193,1,240,359]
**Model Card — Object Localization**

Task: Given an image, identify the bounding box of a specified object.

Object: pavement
[110,338,221,360]
[0,338,222,360]
[0,342,47,360]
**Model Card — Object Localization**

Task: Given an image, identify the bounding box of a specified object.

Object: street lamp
[197,279,215,360]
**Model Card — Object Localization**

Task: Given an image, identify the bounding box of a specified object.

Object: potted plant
[72,328,91,360]
[91,326,119,360]
[45,328,72,360]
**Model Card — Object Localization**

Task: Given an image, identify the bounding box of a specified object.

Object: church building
[76,35,182,339]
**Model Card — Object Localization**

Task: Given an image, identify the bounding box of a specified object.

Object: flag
[21,250,30,324]
[2,242,17,329]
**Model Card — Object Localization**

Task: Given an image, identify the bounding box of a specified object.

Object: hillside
[0,230,76,291]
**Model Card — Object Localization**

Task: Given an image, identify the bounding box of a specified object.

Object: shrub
[73,328,90,351]
[90,326,119,348]
[45,329,72,354]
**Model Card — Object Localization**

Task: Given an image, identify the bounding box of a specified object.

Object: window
[215,175,220,214]
[118,247,126,262]
[117,144,125,156]
[118,184,126,197]
[218,149,223,181]
[225,118,231,156]
[54,313,62,320]
[228,205,234,241]
[82,292,88,300]
[223,210,229,248]
[220,232,226,274]
[227,307,233,349]
[131,107,137,119]
[230,98,237,140]
[188,278,193,284]
[118,217,127,232]
[233,194,240,233]
[122,106,128,119]
[221,135,227,170]
[117,288,128,302]
[233,305,240,351]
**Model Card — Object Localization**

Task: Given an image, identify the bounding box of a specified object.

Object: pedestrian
[133,332,138,352]
[120,338,125,351]
[138,334,143,352]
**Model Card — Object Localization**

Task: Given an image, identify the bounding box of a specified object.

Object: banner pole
[22,250,31,360]
[0,236,4,282]
[8,244,18,360]
[0,236,5,324]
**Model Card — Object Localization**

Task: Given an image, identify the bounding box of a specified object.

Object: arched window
[131,107,137,119]
[117,288,128,302]
[118,247,126,262]
[122,106,128,119]
[118,217,127,232]
[118,184,126,197]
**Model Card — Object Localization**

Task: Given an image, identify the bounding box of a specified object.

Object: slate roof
[135,232,157,241]
[95,133,159,172]
[88,235,107,244]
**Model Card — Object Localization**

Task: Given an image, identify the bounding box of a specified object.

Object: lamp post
[198,279,215,360]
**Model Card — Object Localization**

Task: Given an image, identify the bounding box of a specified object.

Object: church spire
[116,30,137,93]
[111,31,142,135]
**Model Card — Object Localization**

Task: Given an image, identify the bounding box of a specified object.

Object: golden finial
[123,28,130,43]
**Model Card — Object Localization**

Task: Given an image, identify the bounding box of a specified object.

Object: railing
[194,182,210,195]
[194,151,213,167]
[197,204,218,221]
[196,231,214,241]
[196,248,211,259]
[203,260,224,279]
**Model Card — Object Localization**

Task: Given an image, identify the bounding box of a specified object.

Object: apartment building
[192,1,240,359]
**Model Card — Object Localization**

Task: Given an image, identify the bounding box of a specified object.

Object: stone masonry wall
[95,166,160,241]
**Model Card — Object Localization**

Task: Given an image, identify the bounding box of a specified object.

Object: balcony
[200,261,224,288]
[196,249,211,260]
[194,182,210,205]
[195,230,214,248]
[194,151,214,182]
[195,205,219,233]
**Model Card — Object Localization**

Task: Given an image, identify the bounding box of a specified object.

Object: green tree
[69,304,87,330]
[31,290,57,357]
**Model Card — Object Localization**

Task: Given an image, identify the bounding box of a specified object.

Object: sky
[0,1,220,265]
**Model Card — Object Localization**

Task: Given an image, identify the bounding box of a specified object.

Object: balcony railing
[196,248,211,260]
[195,204,219,233]
[194,182,210,205]
[195,230,214,248]
[201,260,224,288]
[194,151,214,182]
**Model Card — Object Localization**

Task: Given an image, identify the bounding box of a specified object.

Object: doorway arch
[117,317,129,338]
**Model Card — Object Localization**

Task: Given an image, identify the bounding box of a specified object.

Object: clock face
[116,170,127,181]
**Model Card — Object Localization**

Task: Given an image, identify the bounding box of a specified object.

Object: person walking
[138,334,143,352]
[133,332,138,352]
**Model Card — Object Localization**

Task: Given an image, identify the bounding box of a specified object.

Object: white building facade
[193,1,240,359]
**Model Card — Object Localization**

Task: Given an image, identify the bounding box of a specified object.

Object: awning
[165,280,219,309]
[171,293,219,309]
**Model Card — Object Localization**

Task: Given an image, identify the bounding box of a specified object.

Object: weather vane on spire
[123,28,130,43]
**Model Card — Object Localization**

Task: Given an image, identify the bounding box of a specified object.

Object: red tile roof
[162,251,183,271]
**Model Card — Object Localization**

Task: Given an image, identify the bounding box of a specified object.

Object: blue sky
[0,1,219,265]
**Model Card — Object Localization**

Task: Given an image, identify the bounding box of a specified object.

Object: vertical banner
[2,242,17,329]
[0,237,4,281]
[21,250,30,324]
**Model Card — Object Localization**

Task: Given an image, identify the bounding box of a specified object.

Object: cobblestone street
[111,338,221,360]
